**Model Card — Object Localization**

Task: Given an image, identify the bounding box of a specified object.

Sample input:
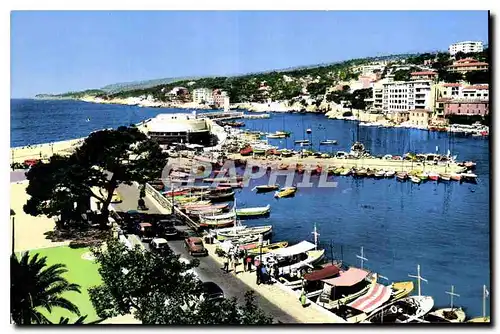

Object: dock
[227,154,468,174]
[198,111,244,121]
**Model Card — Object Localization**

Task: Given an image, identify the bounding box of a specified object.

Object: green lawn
[30,246,103,323]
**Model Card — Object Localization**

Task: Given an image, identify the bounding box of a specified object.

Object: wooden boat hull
[364,296,434,323]
[254,185,279,193]
[247,241,288,255]
[467,316,490,323]
[199,218,235,228]
[236,204,271,218]
[428,308,466,323]
[391,281,414,301]
[216,225,273,240]
[274,187,297,198]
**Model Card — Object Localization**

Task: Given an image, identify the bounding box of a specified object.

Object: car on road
[138,222,154,241]
[200,281,224,303]
[184,237,208,256]
[157,219,179,240]
[150,238,169,252]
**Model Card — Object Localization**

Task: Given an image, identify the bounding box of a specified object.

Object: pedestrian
[223,254,229,273]
[261,264,268,284]
[273,262,279,279]
[300,289,307,308]
[246,255,253,272]
[232,251,238,274]
[256,262,261,285]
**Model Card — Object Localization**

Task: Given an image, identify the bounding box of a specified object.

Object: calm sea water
[11,99,490,318]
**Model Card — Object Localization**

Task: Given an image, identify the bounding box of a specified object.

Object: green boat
[236,204,271,218]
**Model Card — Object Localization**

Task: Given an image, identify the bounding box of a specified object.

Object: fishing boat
[306,128,312,134]
[332,167,342,175]
[417,172,429,181]
[428,172,439,181]
[315,266,379,311]
[276,130,291,137]
[461,172,478,183]
[384,170,396,178]
[279,149,294,157]
[174,195,201,203]
[187,208,224,216]
[410,175,421,184]
[374,170,386,179]
[390,281,414,301]
[340,168,352,176]
[203,176,244,183]
[207,189,235,202]
[240,145,253,156]
[200,211,236,221]
[294,139,310,144]
[450,173,462,181]
[252,184,280,193]
[354,168,367,178]
[439,173,451,181]
[163,188,189,197]
[267,133,287,139]
[180,200,213,209]
[300,142,311,147]
[366,169,376,178]
[396,171,408,181]
[216,225,273,241]
[261,240,324,276]
[426,308,466,323]
[247,241,288,255]
[274,186,297,198]
[199,217,235,228]
[217,182,243,188]
[363,296,434,323]
[236,204,271,218]
[467,285,490,323]
[320,139,338,145]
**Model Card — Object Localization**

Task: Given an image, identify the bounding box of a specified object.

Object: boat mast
[356,246,368,270]
[445,285,460,310]
[311,223,320,250]
[483,285,489,319]
[408,264,428,296]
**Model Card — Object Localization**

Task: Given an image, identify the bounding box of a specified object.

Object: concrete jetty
[228,154,468,174]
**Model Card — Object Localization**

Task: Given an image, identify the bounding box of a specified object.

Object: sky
[11,10,489,98]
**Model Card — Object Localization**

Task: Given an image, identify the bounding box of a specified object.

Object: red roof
[442,83,462,87]
[449,62,488,67]
[455,58,478,63]
[304,264,340,281]
[463,85,489,90]
[411,71,437,76]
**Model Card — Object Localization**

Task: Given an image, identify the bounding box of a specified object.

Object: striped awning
[348,283,392,314]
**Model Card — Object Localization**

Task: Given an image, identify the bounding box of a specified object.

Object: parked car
[157,219,179,240]
[184,237,208,256]
[150,238,169,252]
[138,222,154,241]
[200,281,224,302]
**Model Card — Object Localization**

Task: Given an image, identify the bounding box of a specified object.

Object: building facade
[145,113,212,146]
[448,41,484,55]
[192,88,214,104]
[381,80,433,114]
[212,89,228,107]
[447,58,489,74]
[443,101,489,116]
[408,110,432,127]
[410,71,438,81]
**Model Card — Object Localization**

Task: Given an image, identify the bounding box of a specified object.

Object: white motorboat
[363,296,434,323]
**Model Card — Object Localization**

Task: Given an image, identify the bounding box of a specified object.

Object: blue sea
[11,99,490,318]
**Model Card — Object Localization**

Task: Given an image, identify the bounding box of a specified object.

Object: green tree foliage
[11,252,82,325]
[349,88,373,110]
[438,71,463,83]
[464,70,489,85]
[88,240,273,324]
[406,53,435,65]
[306,81,329,97]
[24,127,168,227]
[393,69,412,81]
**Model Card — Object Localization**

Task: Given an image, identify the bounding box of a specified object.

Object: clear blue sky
[11,10,489,98]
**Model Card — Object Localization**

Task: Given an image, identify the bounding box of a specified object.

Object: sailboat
[467,285,490,323]
[426,285,466,323]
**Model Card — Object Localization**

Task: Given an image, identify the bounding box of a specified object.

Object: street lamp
[10,209,16,254]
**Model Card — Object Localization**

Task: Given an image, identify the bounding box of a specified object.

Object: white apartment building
[192,88,214,104]
[381,80,433,113]
[448,41,484,55]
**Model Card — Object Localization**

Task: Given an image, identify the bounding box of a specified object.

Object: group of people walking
[221,247,280,285]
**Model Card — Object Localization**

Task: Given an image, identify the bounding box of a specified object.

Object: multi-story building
[192,88,214,104]
[410,71,438,81]
[439,84,489,116]
[381,80,433,114]
[448,41,484,56]
[443,100,489,116]
[447,58,489,74]
[212,89,228,107]
[408,110,432,127]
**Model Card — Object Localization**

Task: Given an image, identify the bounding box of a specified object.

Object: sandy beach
[10,138,84,164]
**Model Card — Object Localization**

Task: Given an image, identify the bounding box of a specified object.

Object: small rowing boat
[450,173,462,181]
[410,175,421,184]
[236,204,271,218]
[374,170,386,179]
[428,172,439,181]
[439,173,451,181]
[427,308,466,323]
[385,170,396,178]
[340,168,352,176]
[354,168,367,178]
[294,139,310,144]
[274,186,297,198]
[320,139,338,145]
[396,171,408,181]
[247,241,288,255]
[252,184,280,193]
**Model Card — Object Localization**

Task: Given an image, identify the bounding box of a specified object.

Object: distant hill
[36,52,421,98]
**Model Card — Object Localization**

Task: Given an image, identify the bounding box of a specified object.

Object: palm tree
[11,252,82,325]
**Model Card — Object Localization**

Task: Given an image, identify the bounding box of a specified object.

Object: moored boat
[236,204,271,218]
[426,308,466,323]
[320,139,338,145]
[428,172,439,181]
[417,172,429,181]
[294,139,310,144]
[410,175,421,184]
[363,296,434,323]
[396,171,408,181]
[450,173,462,181]
[340,168,352,176]
[216,225,273,240]
[374,170,386,178]
[390,281,414,301]
[439,173,451,181]
[274,186,297,198]
[461,172,478,183]
[247,241,288,255]
[240,145,253,156]
[199,218,235,228]
[354,168,367,178]
[385,170,396,178]
[252,184,280,192]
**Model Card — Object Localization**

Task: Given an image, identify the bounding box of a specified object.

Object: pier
[227,154,468,174]
[198,111,244,120]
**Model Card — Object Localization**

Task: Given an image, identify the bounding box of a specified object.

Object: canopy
[269,241,315,257]
[304,264,340,281]
[321,267,369,287]
[348,283,392,314]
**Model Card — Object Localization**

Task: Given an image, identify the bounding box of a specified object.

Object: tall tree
[438,71,463,83]
[11,252,82,325]
[88,240,273,324]
[24,126,168,227]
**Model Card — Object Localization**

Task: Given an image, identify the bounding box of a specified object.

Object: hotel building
[448,41,484,56]
[192,88,214,104]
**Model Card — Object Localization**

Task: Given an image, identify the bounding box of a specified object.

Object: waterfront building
[166,87,190,101]
[447,58,489,74]
[143,112,212,146]
[192,88,214,104]
[408,109,432,127]
[442,100,489,116]
[213,89,228,107]
[410,71,438,81]
[381,80,434,114]
[387,110,410,123]
[448,41,484,55]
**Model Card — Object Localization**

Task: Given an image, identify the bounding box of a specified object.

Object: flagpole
[356,246,368,270]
